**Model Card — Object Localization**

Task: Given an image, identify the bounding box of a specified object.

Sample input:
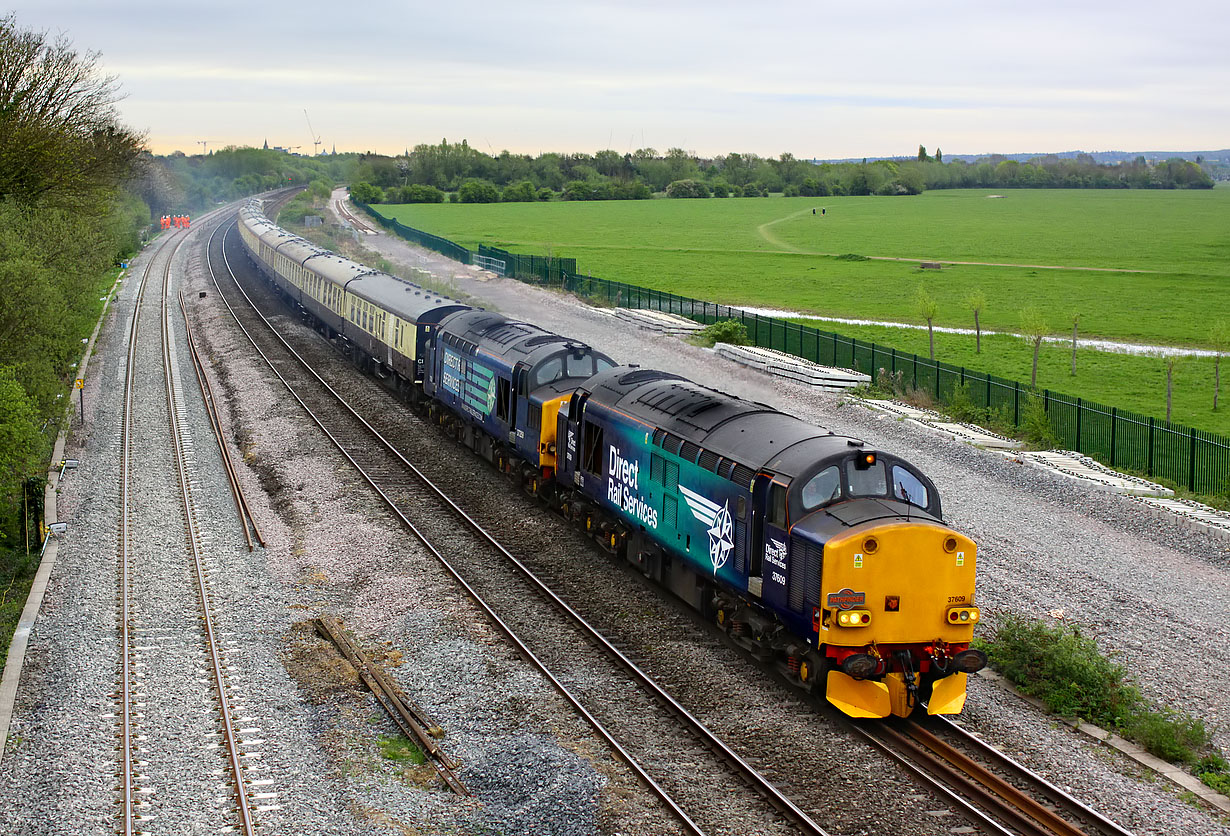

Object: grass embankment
[977,615,1230,796]
[0,262,124,669]
[376,190,1230,436]
[0,552,36,670]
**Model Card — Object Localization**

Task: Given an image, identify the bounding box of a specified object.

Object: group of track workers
[160,214,190,230]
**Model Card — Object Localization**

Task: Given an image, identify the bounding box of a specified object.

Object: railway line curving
[218,201,1144,836]
[209,214,826,836]
[115,221,265,835]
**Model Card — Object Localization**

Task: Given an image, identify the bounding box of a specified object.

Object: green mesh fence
[356,203,1230,495]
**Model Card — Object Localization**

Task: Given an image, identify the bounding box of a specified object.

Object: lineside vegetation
[976,615,1229,795]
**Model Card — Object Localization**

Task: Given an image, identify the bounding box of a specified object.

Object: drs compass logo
[680,485,733,574]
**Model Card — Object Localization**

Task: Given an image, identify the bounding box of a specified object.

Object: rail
[209,213,837,836]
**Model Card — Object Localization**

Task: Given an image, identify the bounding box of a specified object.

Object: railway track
[882,715,1131,836]
[206,214,832,836]
[333,196,378,234]
[205,204,1136,836]
[115,220,261,836]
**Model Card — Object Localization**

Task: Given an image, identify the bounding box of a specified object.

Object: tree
[0,15,144,206]
[1164,355,1183,422]
[1069,312,1080,375]
[965,288,987,353]
[1211,319,1229,411]
[917,145,929,163]
[935,148,943,163]
[916,285,938,360]
[1020,307,1049,387]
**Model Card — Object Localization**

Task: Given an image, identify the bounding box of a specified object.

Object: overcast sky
[11,1,1230,159]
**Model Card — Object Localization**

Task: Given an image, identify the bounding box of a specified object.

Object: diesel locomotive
[237,199,987,719]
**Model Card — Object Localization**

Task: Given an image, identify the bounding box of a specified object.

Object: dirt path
[754,208,1156,273]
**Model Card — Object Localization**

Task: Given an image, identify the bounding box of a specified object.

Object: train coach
[237,198,986,719]
[238,202,467,388]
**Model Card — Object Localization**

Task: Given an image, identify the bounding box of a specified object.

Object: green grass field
[376,188,1230,436]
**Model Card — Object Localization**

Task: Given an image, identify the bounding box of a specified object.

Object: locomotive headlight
[840,653,879,679]
[836,609,872,627]
[951,649,988,673]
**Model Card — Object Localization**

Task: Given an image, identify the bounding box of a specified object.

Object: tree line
[0,15,148,566]
[345,140,1213,204]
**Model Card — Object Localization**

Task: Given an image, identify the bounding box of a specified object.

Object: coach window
[891,465,929,509]
[846,459,887,497]
[800,466,841,510]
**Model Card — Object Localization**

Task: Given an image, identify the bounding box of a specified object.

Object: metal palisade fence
[356,203,1230,496]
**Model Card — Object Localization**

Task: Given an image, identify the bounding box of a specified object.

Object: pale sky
[11,1,1230,159]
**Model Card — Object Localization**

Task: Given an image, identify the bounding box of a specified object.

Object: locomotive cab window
[496,377,511,422]
[846,458,887,497]
[891,465,929,509]
[800,466,841,510]
[532,355,565,388]
[768,483,788,527]
[582,420,604,476]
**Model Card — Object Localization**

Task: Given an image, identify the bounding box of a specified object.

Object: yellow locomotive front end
[818,521,985,718]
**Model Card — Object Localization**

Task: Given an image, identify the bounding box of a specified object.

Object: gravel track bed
[336,196,1230,836]
[216,219,977,836]
[0,226,364,836]
[3,197,1225,836]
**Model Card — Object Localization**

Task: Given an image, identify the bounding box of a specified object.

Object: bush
[976,614,1139,723]
[1021,392,1058,448]
[1195,753,1230,795]
[978,614,1215,765]
[946,381,991,424]
[457,178,499,203]
[536,187,554,202]
[404,184,445,203]
[1124,710,1210,764]
[690,319,749,347]
[799,177,829,197]
[665,179,710,198]
[501,181,537,202]
[563,180,595,201]
[348,181,384,204]
[612,181,652,200]
[710,181,730,198]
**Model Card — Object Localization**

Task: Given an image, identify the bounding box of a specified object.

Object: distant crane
[196,140,215,155]
[304,109,322,156]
